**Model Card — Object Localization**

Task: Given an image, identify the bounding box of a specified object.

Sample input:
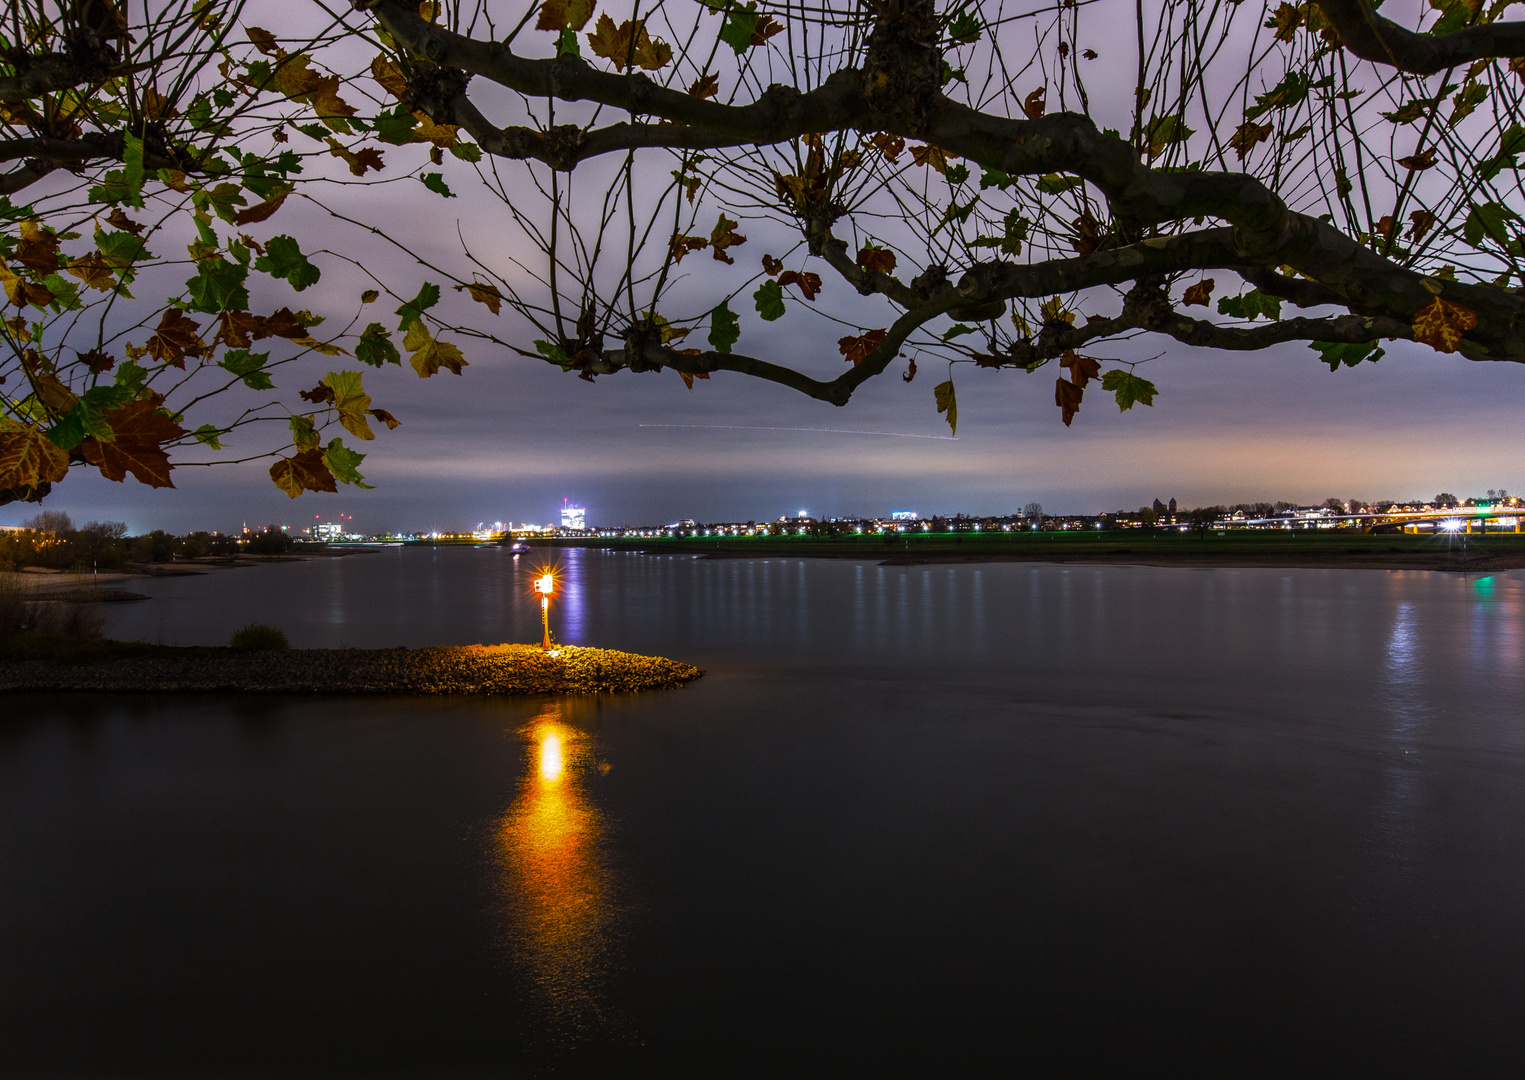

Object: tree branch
[1314,0,1525,74]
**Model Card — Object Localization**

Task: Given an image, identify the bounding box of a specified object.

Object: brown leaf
[1229,121,1273,161]
[411,113,459,148]
[66,252,117,291]
[78,394,187,489]
[234,188,291,225]
[0,265,54,308]
[1408,209,1438,242]
[77,349,117,374]
[1269,2,1303,42]
[1397,149,1437,171]
[762,254,784,277]
[300,384,336,405]
[105,208,145,236]
[903,356,917,382]
[909,144,956,174]
[16,222,60,276]
[261,308,312,340]
[1022,86,1047,119]
[777,270,822,301]
[670,233,709,263]
[750,13,784,45]
[325,138,385,176]
[586,14,672,71]
[270,447,338,498]
[1375,215,1398,240]
[369,408,402,430]
[34,374,76,416]
[1059,350,1101,388]
[677,369,711,390]
[838,329,887,365]
[452,280,503,315]
[1082,48,1098,59]
[1411,294,1477,353]
[869,133,905,163]
[857,246,897,274]
[369,56,408,98]
[1055,376,1085,426]
[0,419,70,491]
[146,309,205,368]
[688,72,720,99]
[536,0,597,31]
[709,214,747,264]
[214,310,261,349]
[1071,212,1101,255]
[1182,278,1215,306]
[247,26,281,55]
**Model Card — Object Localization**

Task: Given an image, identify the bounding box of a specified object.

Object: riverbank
[539,532,1525,571]
[0,642,702,695]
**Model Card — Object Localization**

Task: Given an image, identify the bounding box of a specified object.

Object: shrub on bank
[229,624,289,651]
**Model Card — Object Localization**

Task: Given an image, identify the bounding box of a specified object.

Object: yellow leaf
[0,418,71,491]
[587,14,671,71]
[454,280,503,315]
[1039,297,1076,324]
[412,112,459,147]
[322,370,374,441]
[370,56,408,98]
[403,320,467,377]
[909,145,956,174]
[933,380,958,436]
[1411,295,1477,353]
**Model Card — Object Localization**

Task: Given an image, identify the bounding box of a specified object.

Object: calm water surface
[3,548,1524,1076]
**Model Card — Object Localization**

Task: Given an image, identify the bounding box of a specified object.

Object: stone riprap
[0,643,701,695]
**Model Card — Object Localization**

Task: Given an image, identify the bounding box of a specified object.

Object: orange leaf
[869,133,905,163]
[1411,295,1476,353]
[837,329,887,365]
[234,188,290,224]
[270,447,338,498]
[688,72,719,99]
[709,214,747,264]
[369,408,402,430]
[79,395,187,489]
[857,245,897,274]
[1055,377,1085,426]
[1182,278,1214,306]
[1059,350,1101,388]
[778,270,822,301]
[0,419,70,491]
[369,56,409,98]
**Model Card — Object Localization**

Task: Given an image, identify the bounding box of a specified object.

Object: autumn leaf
[762,254,784,276]
[587,14,672,71]
[709,214,747,263]
[370,55,408,98]
[1039,297,1076,325]
[536,0,597,31]
[857,245,897,274]
[933,380,958,436]
[412,113,460,147]
[1408,209,1438,242]
[370,408,402,430]
[325,137,385,176]
[678,369,712,390]
[453,279,503,314]
[247,26,280,54]
[1411,295,1477,353]
[1182,278,1215,306]
[688,71,720,99]
[1059,350,1101,388]
[1398,149,1437,171]
[78,395,187,488]
[270,447,338,498]
[0,264,55,308]
[78,349,117,374]
[16,222,60,276]
[777,270,822,300]
[234,188,291,224]
[146,308,205,367]
[0,418,71,491]
[299,384,335,406]
[403,320,467,377]
[838,329,887,365]
[65,252,118,291]
[1022,87,1046,119]
[670,233,709,263]
[105,208,145,236]
[1267,1,1303,42]
[910,145,957,174]
[322,370,375,440]
[1229,121,1273,161]
[869,133,905,163]
[1055,376,1085,426]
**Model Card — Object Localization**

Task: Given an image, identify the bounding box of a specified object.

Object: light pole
[533,571,555,649]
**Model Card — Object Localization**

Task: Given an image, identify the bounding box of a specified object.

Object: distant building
[890,510,919,521]
[561,501,586,530]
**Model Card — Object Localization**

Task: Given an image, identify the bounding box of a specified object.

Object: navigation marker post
[533,570,556,649]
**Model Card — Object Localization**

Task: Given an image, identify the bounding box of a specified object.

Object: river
[3,547,1523,1076]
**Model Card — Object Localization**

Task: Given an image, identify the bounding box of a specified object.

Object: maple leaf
[262,307,314,339]
[234,189,291,225]
[146,308,205,367]
[1100,369,1158,411]
[688,72,720,99]
[1022,87,1047,119]
[762,254,784,276]
[536,0,597,31]
[403,320,467,377]
[106,209,145,236]
[1039,297,1077,325]
[77,349,117,374]
[270,447,338,498]
[299,384,336,405]
[322,370,375,441]
[325,138,385,176]
[369,56,409,98]
[453,280,504,314]
[857,245,897,274]
[1055,376,1085,426]
[369,408,402,430]
[79,395,187,488]
[670,233,709,263]
[0,418,71,491]
[710,214,747,264]
[910,145,957,174]
[1059,350,1102,388]
[678,369,712,390]
[1397,149,1437,171]
[750,13,784,45]
[778,270,822,301]
[869,133,905,163]
[1229,121,1274,161]
[1408,209,1438,242]
[0,265,55,308]
[837,329,887,365]
[214,310,261,349]
[16,222,60,276]
[412,113,460,147]
[1267,1,1304,42]
[933,380,958,436]
[1182,278,1215,306]
[66,252,118,291]
[1411,295,1477,353]
[247,26,281,55]
[587,14,672,71]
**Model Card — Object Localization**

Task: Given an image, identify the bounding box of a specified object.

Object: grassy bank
[534,530,1525,570]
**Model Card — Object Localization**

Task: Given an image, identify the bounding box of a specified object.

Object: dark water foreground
[3,550,1525,1076]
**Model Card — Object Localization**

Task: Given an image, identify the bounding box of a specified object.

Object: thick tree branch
[1315,0,1525,74]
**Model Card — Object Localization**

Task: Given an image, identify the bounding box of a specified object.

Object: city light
[1440,519,1464,532]
[532,565,558,649]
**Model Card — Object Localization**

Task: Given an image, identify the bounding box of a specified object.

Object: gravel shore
[0,643,702,696]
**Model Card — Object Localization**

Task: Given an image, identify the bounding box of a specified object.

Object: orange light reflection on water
[496,705,616,1032]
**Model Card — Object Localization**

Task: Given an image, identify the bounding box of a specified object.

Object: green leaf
[1036,173,1083,195]
[555,27,581,54]
[323,438,373,487]
[420,172,455,198]
[1310,340,1385,371]
[1099,368,1158,411]
[533,338,574,371]
[1430,0,1470,35]
[942,323,976,341]
[1245,72,1311,122]
[394,282,441,330]
[39,274,82,311]
[356,322,401,367]
[1001,210,1029,255]
[719,5,759,52]
[45,400,113,450]
[113,361,149,394]
[374,105,419,145]
[448,140,482,162]
[220,348,274,389]
[945,9,982,44]
[96,229,152,267]
[185,257,249,313]
[753,279,786,321]
[933,379,957,436]
[708,300,740,353]
[1216,289,1282,321]
[944,163,970,185]
[122,133,146,208]
[80,384,133,411]
[1478,124,1525,181]
[194,181,247,223]
[1463,200,1520,247]
[253,235,320,291]
[289,414,320,450]
[193,424,225,449]
[980,169,1014,190]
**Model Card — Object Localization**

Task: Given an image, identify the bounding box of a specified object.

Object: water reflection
[495,705,619,1038]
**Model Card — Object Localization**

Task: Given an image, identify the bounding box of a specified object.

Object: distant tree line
[0,512,291,571]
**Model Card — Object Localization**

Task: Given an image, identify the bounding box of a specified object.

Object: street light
[532,568,557,648]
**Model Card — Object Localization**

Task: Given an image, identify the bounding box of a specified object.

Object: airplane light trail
[639,424,957,440]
